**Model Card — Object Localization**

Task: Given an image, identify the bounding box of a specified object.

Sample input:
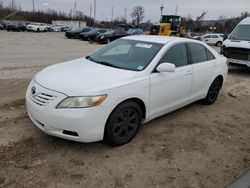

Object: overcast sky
[2,0,250,22]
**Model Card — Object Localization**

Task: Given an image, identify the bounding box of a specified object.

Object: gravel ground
[0,31,249,188]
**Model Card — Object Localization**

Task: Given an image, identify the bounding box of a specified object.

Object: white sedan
[26,36,228,146]
[202,33,224,47]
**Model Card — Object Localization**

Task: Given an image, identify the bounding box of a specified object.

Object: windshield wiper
[86,56,121,69]
[96,61,122,69]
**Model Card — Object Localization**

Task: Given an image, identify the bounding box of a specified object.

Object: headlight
[101,36,104,39]
[57,95,107,108]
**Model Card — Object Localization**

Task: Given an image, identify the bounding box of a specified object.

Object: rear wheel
[203,77,222,105]
[104,101,142,146]
[37,28,40,32]
[216,41,222,47]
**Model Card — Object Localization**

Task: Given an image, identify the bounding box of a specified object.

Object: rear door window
[188,43,208,63]
[203,35,211,39]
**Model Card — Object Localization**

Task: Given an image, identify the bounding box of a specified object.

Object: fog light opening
[62,130,78,137]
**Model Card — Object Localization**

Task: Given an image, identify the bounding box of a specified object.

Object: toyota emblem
[31,86,36,95]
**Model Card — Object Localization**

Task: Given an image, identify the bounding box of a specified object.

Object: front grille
[225,47,250,61]
[30,92,57,106]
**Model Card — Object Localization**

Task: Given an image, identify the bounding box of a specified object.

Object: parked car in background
[186,32,201,40]
[0,20,9,29]
[221,17,250,67]
[127,28,144,35]
[95,29,128,44]
[65,27,92,39]
[45,24,54,32]
[202,33,224,46]
[193,36,201,40]
[6,21,27,32]
[27,23,46,32]
[79,28,107,41]
[60,25,71,32]
[26,35,227,146]
[0,23,4,30]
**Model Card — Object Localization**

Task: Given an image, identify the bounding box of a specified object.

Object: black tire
[104,101,142,146]
[216,41,222,47]
[37,28,40,32]
[203,77,222,105]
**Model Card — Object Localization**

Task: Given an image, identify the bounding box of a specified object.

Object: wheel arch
[109,97,146,121]
[216,75,224,89]
[103,97,147,145]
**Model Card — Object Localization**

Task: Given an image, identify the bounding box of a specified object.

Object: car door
[211,34,219,44]
[203,34,212,44]
[187,43,216,101]
[149,43,193,118]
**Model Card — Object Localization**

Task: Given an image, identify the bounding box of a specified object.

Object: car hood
[34,58,138,96]
[223,39,250,49]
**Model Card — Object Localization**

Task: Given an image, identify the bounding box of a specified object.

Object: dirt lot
[0,31,249,188]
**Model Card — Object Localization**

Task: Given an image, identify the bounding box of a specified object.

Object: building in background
[52,20,86,28]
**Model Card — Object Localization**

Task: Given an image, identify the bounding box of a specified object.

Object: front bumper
[221,46,250,67]
[26,80,110,143]
[228,58,250,67]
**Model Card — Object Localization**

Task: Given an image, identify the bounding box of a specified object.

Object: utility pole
[175,5,178,15]
[11,0,14,10]
[32,0,35,12]
[93,0,96,27]
[89,4,92,19]
[111,6,114,22]
[160,4,164,22]
[160,4,164,16]
[125,8,127,22]
[74,0,77,17]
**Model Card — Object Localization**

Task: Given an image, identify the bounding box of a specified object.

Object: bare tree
[131,6,145,27]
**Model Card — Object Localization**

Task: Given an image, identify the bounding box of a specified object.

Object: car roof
[239,17,250,25]
[123,35,194,44]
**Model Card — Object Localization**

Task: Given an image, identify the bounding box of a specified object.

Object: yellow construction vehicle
[150,15,185,37]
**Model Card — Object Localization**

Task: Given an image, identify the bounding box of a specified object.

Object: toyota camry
[26,35,228,146]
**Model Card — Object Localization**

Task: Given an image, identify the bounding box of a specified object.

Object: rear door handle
[185,71,192,76]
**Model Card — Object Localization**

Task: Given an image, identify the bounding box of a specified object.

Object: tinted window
[206,49,215,60]
[188,43,208,63]
[229,25,250,41]
[212,35,219,38]
[203,35,211,39]
[160,43,188,67]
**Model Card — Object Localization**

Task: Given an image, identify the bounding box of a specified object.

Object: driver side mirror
[156,63,176,73]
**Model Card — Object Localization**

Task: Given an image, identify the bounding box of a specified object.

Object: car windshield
[103,30,114,35]
[86,28,99,34]
[87,39,163,71]
[72,28,83,32]
[229,25,250,41]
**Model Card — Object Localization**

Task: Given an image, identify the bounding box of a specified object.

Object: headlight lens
[57,95,107,108]
[101,36,104,39]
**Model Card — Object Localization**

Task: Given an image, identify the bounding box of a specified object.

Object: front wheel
[203,78,222,105]
[104,101,142,146]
